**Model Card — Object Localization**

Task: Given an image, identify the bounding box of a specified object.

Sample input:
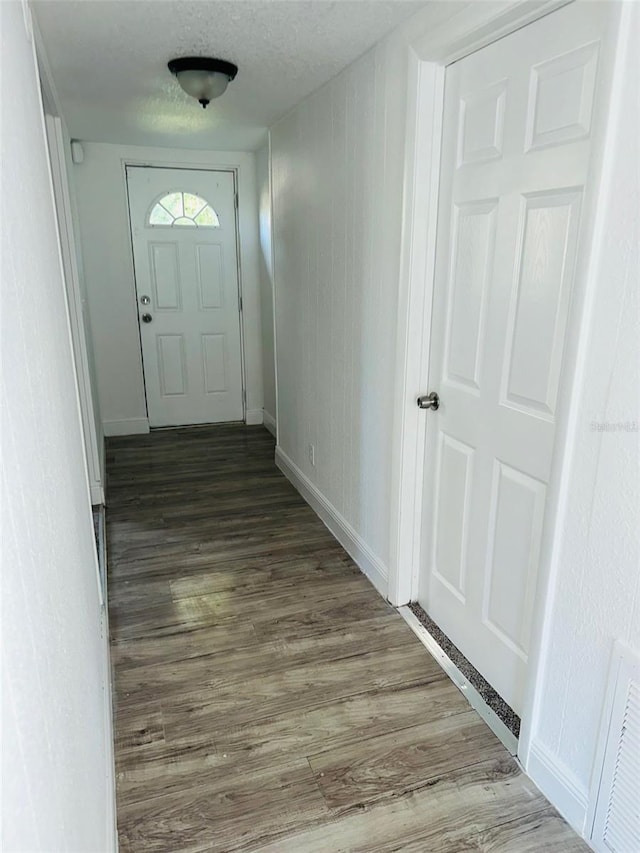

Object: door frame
[122,161,249,426]
[36,64,105,505]
[388,0,623,769]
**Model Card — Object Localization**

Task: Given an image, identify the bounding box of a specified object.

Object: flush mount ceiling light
[168,57,238,109]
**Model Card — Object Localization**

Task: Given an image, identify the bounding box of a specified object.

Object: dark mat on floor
[408,602,521,739]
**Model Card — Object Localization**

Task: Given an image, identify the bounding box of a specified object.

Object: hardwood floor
[107,424,586,852]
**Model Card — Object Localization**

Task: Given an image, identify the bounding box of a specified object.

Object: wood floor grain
[107,424,586,852]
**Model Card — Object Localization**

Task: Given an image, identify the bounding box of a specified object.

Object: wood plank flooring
[107,424,586,852]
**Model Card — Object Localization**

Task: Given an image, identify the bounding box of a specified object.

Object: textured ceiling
[34,0,428,151]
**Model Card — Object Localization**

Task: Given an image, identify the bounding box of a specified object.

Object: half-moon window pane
[194,206,219,226]
[148,192,220,228]
[148,205,173,225]
[161,192,183,218]
[183,193,207,218]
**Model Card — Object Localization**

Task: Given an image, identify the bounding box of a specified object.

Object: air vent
[590,643,640,851]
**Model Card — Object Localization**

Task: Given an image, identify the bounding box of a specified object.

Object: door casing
[122,163,249,426]
[388,0,623,769]
[41,113,105,506]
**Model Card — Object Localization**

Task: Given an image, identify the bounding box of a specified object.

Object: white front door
[419,2,614,714]
[127,167,244,427]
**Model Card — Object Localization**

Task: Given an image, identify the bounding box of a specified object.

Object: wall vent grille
[590,644,640,852]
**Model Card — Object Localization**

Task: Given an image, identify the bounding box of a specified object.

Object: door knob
[140,295,151,305]
[417,392,439,410]
[141,313,153,324]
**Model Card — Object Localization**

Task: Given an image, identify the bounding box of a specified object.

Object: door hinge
[239,295,243,312]
[234,192,239,210]
[243,389,247,407]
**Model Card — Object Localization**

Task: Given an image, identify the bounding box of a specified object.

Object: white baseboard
[263,410,277,437]
[103,418,149,437]
[245,409,264,426]
[90,481,105,506]
[275,447,388,598]
[527,739,589,837]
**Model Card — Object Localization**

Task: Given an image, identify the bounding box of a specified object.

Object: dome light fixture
[168,57,238,109]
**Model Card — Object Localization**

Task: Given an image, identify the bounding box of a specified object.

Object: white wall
[272,44,392,581]
[271,3,460,586]
[528,4,640,829]
[73,142,263,435]
[1,2,114,849]
[256,142,276,428]
[271,38,401,575]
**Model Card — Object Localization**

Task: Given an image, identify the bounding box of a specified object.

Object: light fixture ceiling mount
[168,57,238,108]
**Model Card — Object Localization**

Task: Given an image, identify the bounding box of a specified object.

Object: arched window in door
[148,191,220,227]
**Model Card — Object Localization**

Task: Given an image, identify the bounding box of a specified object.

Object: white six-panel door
[127,167,244,427]
[419,2,613,714]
